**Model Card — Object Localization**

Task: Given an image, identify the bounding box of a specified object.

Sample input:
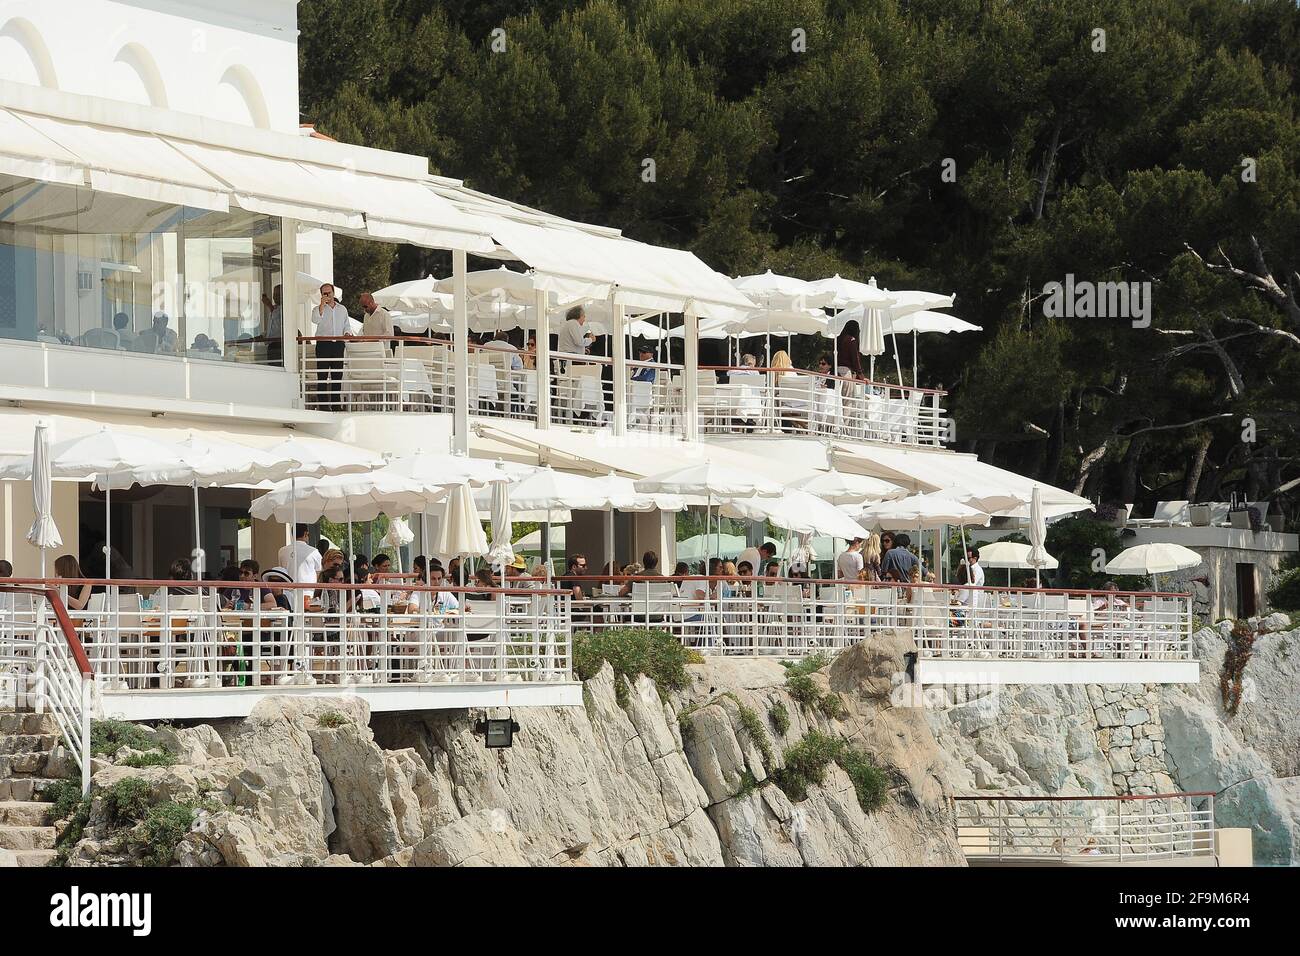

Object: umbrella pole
[346,501,354,684]
[913,329,918,388]
[192,479,203,578]
[605,510,614,583]
[421,510,430,586]
[104,487,112,583]
[892,330,903,388]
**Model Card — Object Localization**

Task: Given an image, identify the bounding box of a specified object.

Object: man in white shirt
[556,305,592,368]
[311,284,351,408]
[481,330,523,369]
[358,292,396,352]
[960,547,985,608]
[278,525,322,599]
[836,538,865,580]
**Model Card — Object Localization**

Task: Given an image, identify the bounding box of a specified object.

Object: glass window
[0,173,282,365]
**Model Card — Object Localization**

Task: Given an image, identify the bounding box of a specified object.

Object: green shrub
[51,793,93,867]
[781,654,830,678]
[43,779,84,821]
[772,730,842,802]
[819,693,847,720]
[1267,568,1300,612]
[837,748,890,812]
[573,628,692,707]
[772,731,889,813]
[316,710,350,729]
[128,801,196,867]
[90,719,152,757]
[735,769,759,798]
[119,749,176,769]
[769,702,790,735]
[101,777,153,827]
[724,693,774,770]
[784,672,820,708]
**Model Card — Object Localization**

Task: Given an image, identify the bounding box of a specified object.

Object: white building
[0,1,1204,729]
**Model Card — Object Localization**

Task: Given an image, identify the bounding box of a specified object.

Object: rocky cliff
[46,620,1300,867]
[54,630,966,867]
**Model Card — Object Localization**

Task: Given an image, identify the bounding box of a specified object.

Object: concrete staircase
[0,710,70,867]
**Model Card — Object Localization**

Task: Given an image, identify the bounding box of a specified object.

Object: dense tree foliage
[299,0,1300,526]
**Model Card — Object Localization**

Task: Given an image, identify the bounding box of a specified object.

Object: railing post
[683,307,699,442]
[79,674,91,796]
[1117,797,1125,861]
[610,295,626,436]
[452,248,470,454]
[34,624,47,715]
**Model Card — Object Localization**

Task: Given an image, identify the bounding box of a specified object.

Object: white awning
[828,442,1092,518]
[433,195,757,321]
[0,108,83,186]
[168,138,364,230]
[16,111,230,211]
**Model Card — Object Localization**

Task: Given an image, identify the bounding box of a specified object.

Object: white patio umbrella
[371,276,452,312]
[857,492,991,584]
[977,540,1060,586]
[0,427,189,581]
[732,271,834,365]
[805,274,894,311]
[1104,543,1201,588]
[260,436,381,564]
[724,489,871,540]
[884,309,982,391]
[25,422,61,577]
[637,462,782,565]
[787,468,905,506]
[588,471,686,579]
[1027,484,1050,588]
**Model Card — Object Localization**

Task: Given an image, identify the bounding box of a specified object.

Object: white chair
[343,340,391,409]
[461,598,506,676]
[469,354,499,411]
[1131,500,1190,527]
[81,327,120,350]
[629,582,679,624]
[629,378,655,426]
[775,373,816,431]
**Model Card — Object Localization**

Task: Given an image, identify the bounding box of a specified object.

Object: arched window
[0,17,58,89]
[107,43,168,108]
[214,65,271,129]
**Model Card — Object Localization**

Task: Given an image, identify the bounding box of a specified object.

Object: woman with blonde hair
[770,350,794,371]
[859,532,883,582]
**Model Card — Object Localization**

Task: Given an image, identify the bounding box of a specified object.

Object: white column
[683,306,700,442]
[282,218,299,385]
[535,287,551,431]
[610,294,627,436]
[452,248,469,454]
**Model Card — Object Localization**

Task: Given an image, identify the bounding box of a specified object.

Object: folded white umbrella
[1027,485,1049,586]
[435,482,490,558]
[486,480,515,570]
[787,468,905,506]
[25,422,61,577]
[1104,543,1202,576]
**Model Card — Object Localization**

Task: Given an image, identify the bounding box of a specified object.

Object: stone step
[9,848,58,867]
[0,752,51,777]
[0,801,52,826]
[0,825,57,851]
[0,777,62,801]
[0,713,59,735]
[0,733,58,754]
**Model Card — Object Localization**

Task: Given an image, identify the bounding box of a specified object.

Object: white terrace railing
[564,576,1194,661]
[955,793,1217,864]
[4,580,571,692]
[0,586,93,794]
[697,365,947,447]
[297,336,686,437]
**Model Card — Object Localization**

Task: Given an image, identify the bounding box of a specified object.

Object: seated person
[466,567,499,601]
[481,330,523,369]
[880,533,920,583]
[619,550,663,596]
[217,565,243,609]
[630,345,657,382]
[168,558,198,595]
[113,312,136,349]
[559,554,590,600]
[415,565,459,612]
[259,568,293,612]
[54,554,93,611]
